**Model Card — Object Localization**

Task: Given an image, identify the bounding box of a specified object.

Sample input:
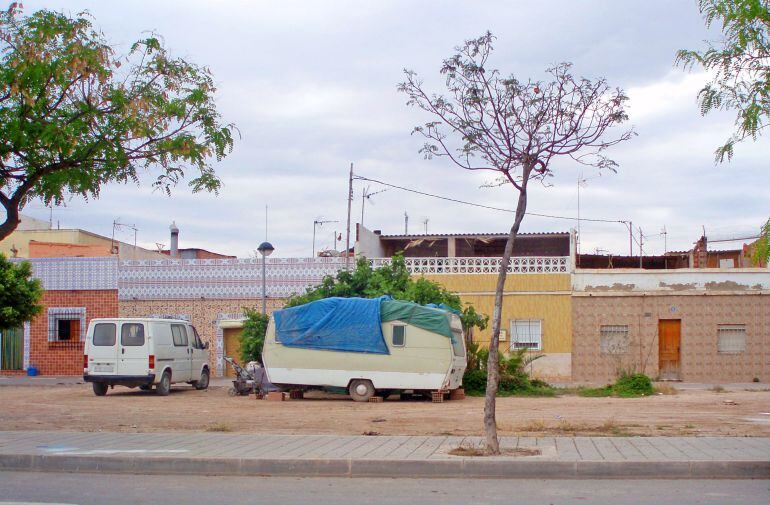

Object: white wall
[573,268,770,293]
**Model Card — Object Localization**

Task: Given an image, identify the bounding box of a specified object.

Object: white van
[83,318,210,396]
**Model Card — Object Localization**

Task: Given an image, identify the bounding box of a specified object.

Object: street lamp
[257,241,274,315]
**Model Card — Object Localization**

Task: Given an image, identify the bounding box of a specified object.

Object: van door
[119,322,148,377]
[87,322,118,376]
[188,325,206,379]
[170,323,192,381]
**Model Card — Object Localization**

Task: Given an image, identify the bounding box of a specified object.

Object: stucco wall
[572,294,770,384]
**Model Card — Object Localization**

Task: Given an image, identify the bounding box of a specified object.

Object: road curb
[1,454,769,479]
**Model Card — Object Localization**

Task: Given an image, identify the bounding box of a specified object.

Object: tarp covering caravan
[379,299,454,341]
[273,297,389,354]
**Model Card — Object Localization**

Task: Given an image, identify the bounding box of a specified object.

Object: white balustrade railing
[369,256,570,274]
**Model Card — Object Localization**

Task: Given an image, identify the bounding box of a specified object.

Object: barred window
[509,320,542,351]
[600,325,629,354]
[48,308,86,342]
[717,324,746,353]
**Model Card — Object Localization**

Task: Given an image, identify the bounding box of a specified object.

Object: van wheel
[156,371,171,396]
[194,368,210,390]
[92,382,108,396]
[349,379,375,402]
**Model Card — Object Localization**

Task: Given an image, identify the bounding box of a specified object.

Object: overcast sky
[16,0,770,258]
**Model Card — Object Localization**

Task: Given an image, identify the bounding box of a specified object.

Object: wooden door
[658,320,681,380]
[1,327,24,370]
[223,328,243,377]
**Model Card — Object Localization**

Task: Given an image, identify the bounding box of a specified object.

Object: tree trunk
[483,179,529,455]
[0,197,20,242]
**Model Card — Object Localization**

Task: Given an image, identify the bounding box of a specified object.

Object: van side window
[392,325,406,347]
[171,324,188,347]
[121,323,145,346]
[92,323,116,346]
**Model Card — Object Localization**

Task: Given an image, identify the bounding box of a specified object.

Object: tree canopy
[0,7,235,239]
[286,255,489,335]
[0,253,42,329]
[677,0,770,161]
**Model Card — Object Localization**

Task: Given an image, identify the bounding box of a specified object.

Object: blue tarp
[273,297,389,354]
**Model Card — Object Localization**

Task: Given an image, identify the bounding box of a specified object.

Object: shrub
[578,372,654,398]
[462,346,554,396]
[239,308,269,364]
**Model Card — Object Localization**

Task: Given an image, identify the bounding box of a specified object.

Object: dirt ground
[1,383,769,437]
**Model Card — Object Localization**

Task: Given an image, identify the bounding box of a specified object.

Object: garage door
[223,328,243,377]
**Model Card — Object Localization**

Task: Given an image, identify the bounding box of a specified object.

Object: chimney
[170,221,179,257]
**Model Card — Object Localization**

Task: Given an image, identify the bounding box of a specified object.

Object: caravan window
[451,329,465,357]
[392,325,406,347]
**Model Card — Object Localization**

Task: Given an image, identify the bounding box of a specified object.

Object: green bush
[462,345,554,397]
[238,308,269,364]
[579,373,654,398]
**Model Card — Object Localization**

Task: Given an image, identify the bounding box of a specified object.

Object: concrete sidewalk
[1,431,768,479]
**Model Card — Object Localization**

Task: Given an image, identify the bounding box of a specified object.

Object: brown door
[658,319,681,380]
[223,328,243,378]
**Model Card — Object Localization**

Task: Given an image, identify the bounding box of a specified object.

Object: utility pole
[629,221,633,256]
[345,163,353,271]
[639,227,643,269]
[404,212,409,234]
[423,218,429,234]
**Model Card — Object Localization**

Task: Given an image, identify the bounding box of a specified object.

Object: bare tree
[399,32,634,454]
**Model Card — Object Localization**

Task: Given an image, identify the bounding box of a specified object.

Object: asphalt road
[0,472,769,505]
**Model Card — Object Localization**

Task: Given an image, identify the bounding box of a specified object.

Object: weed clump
[579,373,654,398]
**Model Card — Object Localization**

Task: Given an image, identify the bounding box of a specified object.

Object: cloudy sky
[16,0,770,258]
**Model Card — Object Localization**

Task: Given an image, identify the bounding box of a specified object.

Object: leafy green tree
[0,253,42,329]
[752,218,770,265]
[677,0,770,161]
[286,255,489,334]
[0,7,235,240]
[238,308,269,364]
[399,33,632,454]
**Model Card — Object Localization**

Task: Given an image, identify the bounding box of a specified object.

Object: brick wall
[572,294,770,383]
[28,290,119,375]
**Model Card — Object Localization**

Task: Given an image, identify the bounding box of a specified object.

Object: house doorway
[1,327,24,370]
[223,327,243,377]
[658,319,681,380]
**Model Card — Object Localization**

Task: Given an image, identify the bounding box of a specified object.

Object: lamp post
[257,241,274,315]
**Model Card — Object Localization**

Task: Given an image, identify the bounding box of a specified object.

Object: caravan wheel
[349,379,375,402]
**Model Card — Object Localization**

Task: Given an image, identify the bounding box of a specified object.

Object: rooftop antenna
[313,217,338,257]
[422,218,429,234]
[112,219,138,259]
[361,186,388,228]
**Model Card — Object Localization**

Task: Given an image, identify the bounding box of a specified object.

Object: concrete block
[576,461,691,479]
[239,458,350,477]
[690,460,770,479]
[431,390,445,403]
[289,390,304,400]
[449,388,465,400]
[351,459,464,478]
[266,391,284,401]
[463,459,576,478]
[368,396,383,403]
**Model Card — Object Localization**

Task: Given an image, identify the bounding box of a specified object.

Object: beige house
[572,269,770,383]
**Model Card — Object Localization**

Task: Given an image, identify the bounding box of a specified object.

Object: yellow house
[358,225,575,381]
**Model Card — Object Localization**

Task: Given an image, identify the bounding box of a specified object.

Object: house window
[717,324,746,353]
[47,308,86,342]
[600,325,629,354]
[392,325,406,347]
[509,320,542,351]
[171,324,188,347]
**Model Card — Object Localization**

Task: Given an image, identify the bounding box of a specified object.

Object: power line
[353,174,627,225]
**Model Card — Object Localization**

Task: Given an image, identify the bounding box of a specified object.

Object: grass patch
[205,423,232,432]
[511,418,630,436]
[578,373,654,398]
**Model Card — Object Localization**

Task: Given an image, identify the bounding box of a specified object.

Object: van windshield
[121,323,145,346]
[93,323,116,346]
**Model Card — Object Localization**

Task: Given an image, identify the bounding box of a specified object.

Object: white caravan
[262,299,467,402]
[83,318,210,396]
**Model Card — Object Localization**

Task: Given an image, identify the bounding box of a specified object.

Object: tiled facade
[572,294,770,383]
[119,298,285,377]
